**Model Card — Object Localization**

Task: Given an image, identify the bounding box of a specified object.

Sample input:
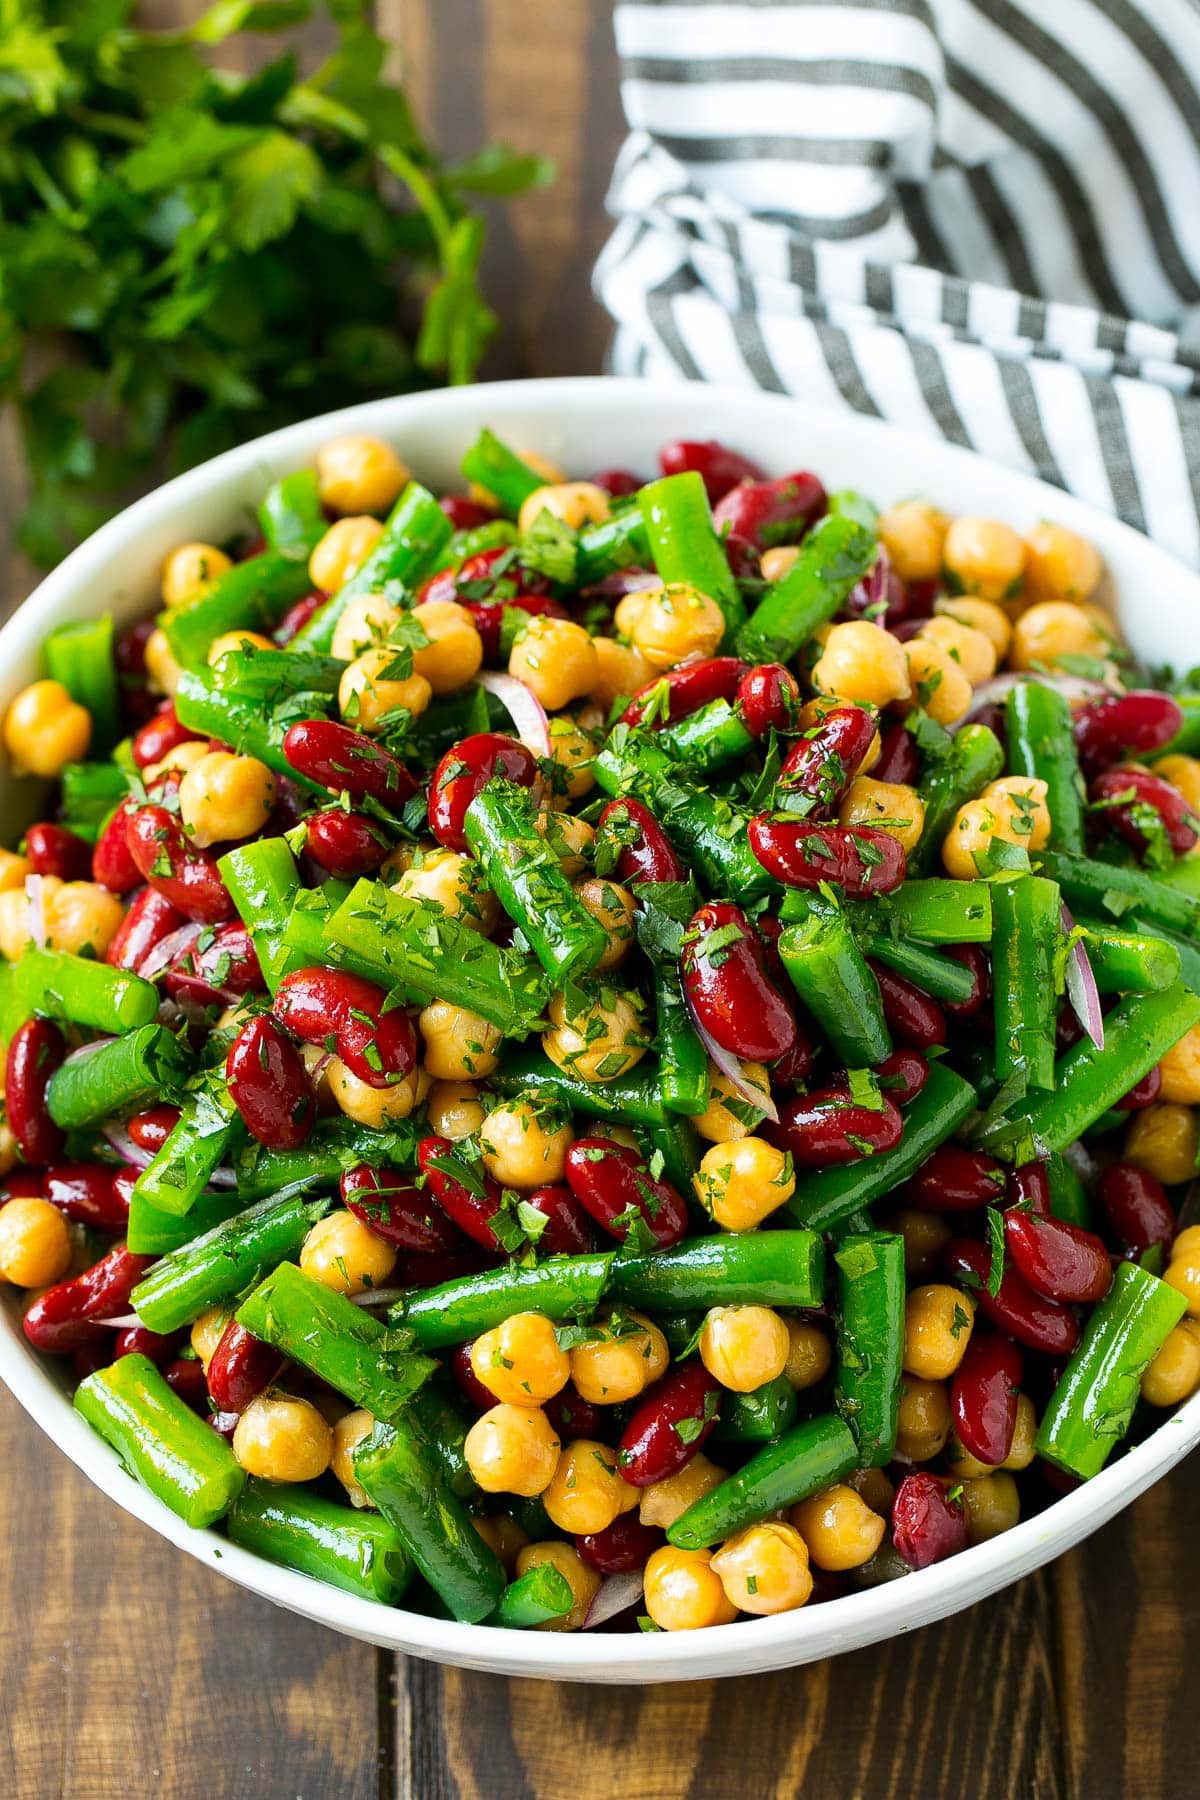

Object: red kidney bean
[544,1382,607,1444]
[1074,691,1184,776]
[93,798,142,895]
[25,822,91,881]
[723,533,762,583]
[408,1246,506,1292]
[907,1145,1006,1212]
[1004,1209,1113,1305]
[226,1014,315,1150]
[942,945,991,1021]
[845,549,910,626]
[303,809,389,879]
[112,1165,138,1212]
[114,1323,182,1365]
[589,467,644,499]
[564,1138,689,1249]
[777,705,877,816]
[870,961,946,1050]
[1116,1065,1161,1111]
[274,590,327,644]
[340,1164,461,1254]
[1008,1161,1051,1217]
[680,900,798,1063]
[736,663,800,738]
[419,546,553,609]
[116,617,155,686]
[275,967,417,1088]
[597,797,686,885]
[658,438,766,503]
[891,1472,968,1569]
[1090,767,1198,857]
[951,1330,1023,1467]
[164,920,264,1009]
[617,1365,722,1487]
[770,1019,818,1089]
[73,1340,114,1380]
[749,816,905,896]
[165,1357,209,1412]
[282,719,417,809]
[126,804,234,923]
[43,1164,127,1231]
[23,1246,155,1355]
[6,1019,66,1164]
[207,1319,285,1413]
[620,657,748,728]
[577,1513,665,1575]
[521,1184,597,1256]
[767,1085,903,1168]
[132,701,195,771]
[944,1237,1080,1356]
[417,1135,508,1251]
[875,1048,930,1107]
[428,731,539,852]
[463,594,568,662]
[105,887,184,972]
[872,721,920,786]
[1055,1005,1083,1055]
[128,1106,181,1156]
[1096,1164,1176,1259]
[450,1341,497,1410]
[712,472,827,550]
[0,1171,45,1203]
[439,494,498,530]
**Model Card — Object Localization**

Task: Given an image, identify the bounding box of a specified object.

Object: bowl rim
[3,373,1199,1681]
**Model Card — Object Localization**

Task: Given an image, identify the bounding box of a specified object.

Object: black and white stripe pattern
[595,0,1200,565]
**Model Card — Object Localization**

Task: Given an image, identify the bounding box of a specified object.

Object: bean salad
[3,426,1200,1635]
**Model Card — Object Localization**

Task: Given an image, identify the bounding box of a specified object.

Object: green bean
[1078,922,1180,994]
[291,482,453,654]
[58,760,129,840]
[75,1354,244,1529]
[1034,848,1200,939]
[463,783,608,983]
[1046,1152,1095,1230]
[211,645,346,702]
[1156,693,1200,758]
[280,886,385,987]
[44,615,121,753]
[1036,1263,1188,1479]
[711,1374,798,1444]
[485,1047,668,1126]
[490,1564,574,1629]
[911,724,1005,874]
[218,838,303,994]
[785,1063,978,1232]
[406,683,496,760]
[667,1415,858,1550]
[164,549,315,669]
[652,962,709,1117]
[641,1116,705,1200]
[355,1417,506,1623]
[46,1025,191,1130]
[13,947,158,1035]
[132,1190,328,1334]
[257,469,326,562]
[637,471,746,644]
[833,1232,905,1467]
[233,1118,423,1201]
[133,1083,244,1218]
[1121,913,1200,997]
[778,908,891,1067]
[227,1480,413,1604]
[611,1232,825,1312]
[431,519,519,569]
[659,698,755,775]
[826,489,879,531]
[858,877,994,945]
[174,669,330,784]
[409,1383,476,1500]
[125,1186,247,1256]
[236,1262,435,1417]
[736,513,877,665]
[459,429,547,515]
[992,874,1061,1091]
[1148,852,1200,898]
[858,932,977,1003]
[576,509,651,584]
[1005,682,1085,853]
[0,964,21,1054]
[397,1254,615,1349]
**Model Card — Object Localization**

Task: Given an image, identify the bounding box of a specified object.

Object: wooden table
[2,6,1198,1795]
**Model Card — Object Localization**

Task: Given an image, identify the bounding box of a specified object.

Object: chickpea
[464,1403,561,1496]
[1003,1394,1038,1471]
[1141,1319,1200,1406]
[190,1304,231,1371]
[207,629,273,666]
[331,1408,376,1507]
[895,1376,952,1461]
[508,616,599,712]
[903,1285,975,1381]
[761,545,801,584]
[811,619,911,709]
[161,541,233,607]
[613,588,654,640]
[0,850,30,893]
[944,1438,992,1482]
[533,810,594,876]
[0,889,32,962]
[143,629,182,697]
[543,1438,637,1535]
[470,1313,570,1406]
[694,1136,795,1232]
[846,1466,895,1516]
[473,1513,530,1572]
[918,614,997,685]
[44,881,125,958]
[1022,521,1102,604]
[339,647,432,732]
[838,775,925,853]
[425,1079,485,1141]
[573,879,635,970]
[541,715,597,807]
[699,1305,790,1392]
[419,1000,502,1081]
[143,738,211,786]
[1157,1022,1200,1106]
[394,847,496,932]
[300,1207,397,1297]
[409,599,484,695]
[1124,1103,1199,1188]
[783,1319,832,1391]
[517,481,611,535]
[933,595,1012,661]
[233,1393,333,1483]
[479,1094,573,1188]
[942,775,1051,879]
[542,985,648,1083]
[643,1546,739,1631]
[627,583,725,671]
[330,592,402,662]
[792,1484,886,1572]
[4,680,91,777]
[1155,754,1200,817]
[886,1207,952,1278]
[569,1311,669,1404]
[943,516,1025,602]
[0,1196,71,1287]
[588,637,655,709]
[1164,1247,1200,1319]
[514,1541,599,1631]
[178,751,276,849]
[1172,1225,1200,1264]
[327,1057,426,1128]
[1010,601,1110,673]
[309,515,384,594]
[961,1472,1021,1544]
[693,1060,773,1143]
[638,1454,728,1530]
[0,1125,16,1179]
[877,499,949,583]
[317,434,409,517]
[710,1521,812,1617]
[904,636,973,727]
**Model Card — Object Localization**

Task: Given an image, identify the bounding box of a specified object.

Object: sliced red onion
[582,1569,645,1630]
[475,672,553,757]
[1062,903,1104,1050]
[850,545,893,626]
[101,1122,155,1170]
[92,1312,140,1330]
[684,991,778,1124]
[208,1165,239,1189]
[349,1288,409,1310]
[954,670,1111,731]
[136,920,204,982]
[25,873,47,949]
[1061,1137,1103,1187]
[581,569,663,599]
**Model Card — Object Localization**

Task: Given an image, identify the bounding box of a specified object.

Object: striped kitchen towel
[594,0,1200,566]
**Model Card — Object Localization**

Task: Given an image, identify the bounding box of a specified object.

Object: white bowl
[3,377,1199,1683]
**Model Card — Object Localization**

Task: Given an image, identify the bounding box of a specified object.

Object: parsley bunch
[0,0,552,564]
